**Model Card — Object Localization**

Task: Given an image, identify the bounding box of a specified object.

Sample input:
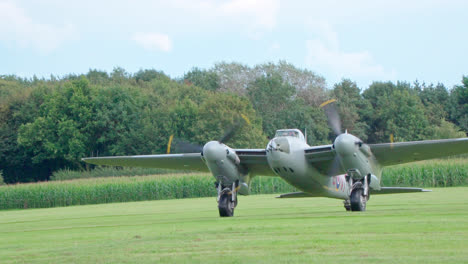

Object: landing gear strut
[216,180,239,217]
[345,174,370,212]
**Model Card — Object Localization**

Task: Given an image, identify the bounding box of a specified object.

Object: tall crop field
[381,158,468,187]
[0,174,296,210]
[1,158,467,211]
[51,167,184,181]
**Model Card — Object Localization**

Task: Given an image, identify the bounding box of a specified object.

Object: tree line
[0,61,467,183]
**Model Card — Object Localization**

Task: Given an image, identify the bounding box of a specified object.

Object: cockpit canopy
[274,129,305,142]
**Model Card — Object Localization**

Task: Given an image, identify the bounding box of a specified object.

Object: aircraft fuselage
[266,134,350,199]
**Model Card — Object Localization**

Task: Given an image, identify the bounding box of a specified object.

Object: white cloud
[305,21,396,84]
[268,42,280,53]
[219,0,279,30]
[168,0,280,35]
[0,1,77,54]
[132,32,172,52]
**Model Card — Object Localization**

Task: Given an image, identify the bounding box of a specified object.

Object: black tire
[350,188,366,211]
[218,193,234,217]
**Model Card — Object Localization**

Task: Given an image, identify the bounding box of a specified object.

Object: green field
[1,187,467,263]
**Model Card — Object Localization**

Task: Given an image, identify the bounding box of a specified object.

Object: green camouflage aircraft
[82,100,468,217]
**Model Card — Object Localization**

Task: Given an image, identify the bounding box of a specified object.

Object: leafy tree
[448,76,468,133]
[213,62,253,95]
[429,119,466,139]
[0,83,51,182]
[247,72,295,137]
[213,61,327,104]
[195,92,266,148]
[110,67,130,84]
[247,72,329,144]
[331,79,371,141]
[254,61,327,107]
[363,81,430,143]
[86,69,109,85]
[134,69,169,83]
[183,67,220,91]
[416,82,450,126]
[18,77,95,167]
[2,66,467,184]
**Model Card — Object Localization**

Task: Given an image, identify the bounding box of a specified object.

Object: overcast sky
[1,0,467,89]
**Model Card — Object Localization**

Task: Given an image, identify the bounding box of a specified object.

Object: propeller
[218,114,251,144]
[319,99,371,176]
[166,114,251,154]
[171,138,204,153]
[319,99,343,175]
[319,99,342,136]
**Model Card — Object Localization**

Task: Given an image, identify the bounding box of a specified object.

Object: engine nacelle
[202,141,250,195]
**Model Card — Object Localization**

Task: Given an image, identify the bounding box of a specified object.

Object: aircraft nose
[334,134,356,156]
[203,141,226,161]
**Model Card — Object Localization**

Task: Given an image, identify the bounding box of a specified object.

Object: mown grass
[0,188,467,264]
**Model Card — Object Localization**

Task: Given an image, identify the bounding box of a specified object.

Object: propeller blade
[320,99,342,136]
[328,155,343,176]
[168,137,203,154]
[218,114,251,144]
[167,135,174,154]
[168,113,251,153]
[218,125,238,144]
[173,140,203,153]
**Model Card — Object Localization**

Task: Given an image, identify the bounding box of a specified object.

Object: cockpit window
[275,130,299,138]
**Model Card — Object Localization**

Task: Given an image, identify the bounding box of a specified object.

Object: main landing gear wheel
[350,188,366,211]
[216,181,239,217]
[218,191,235,217]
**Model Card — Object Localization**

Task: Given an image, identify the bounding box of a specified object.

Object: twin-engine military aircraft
[83,100,468,217]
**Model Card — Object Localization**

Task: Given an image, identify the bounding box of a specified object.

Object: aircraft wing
[369,138,468,167]
[82,149,276,176]
[235,149,276,176]
[82,153,210,172]
[303,144,344,175]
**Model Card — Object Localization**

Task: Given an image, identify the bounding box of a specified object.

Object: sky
[1,0,467,89]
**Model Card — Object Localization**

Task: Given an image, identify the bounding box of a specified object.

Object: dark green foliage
[448,76,468,133]
[363,82,431,143]
[247,72,329,143]
[134,69,169,83]
[0,68,267,182]
[86,69,109,84]
[0,65,467,183]
[183,67,220,91]
[331,79,371,141]
[416,82,450,126]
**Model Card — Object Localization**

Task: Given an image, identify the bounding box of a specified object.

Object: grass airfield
[1,188,467,264]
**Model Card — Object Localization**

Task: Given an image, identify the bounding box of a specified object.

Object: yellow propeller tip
[319,99,337,108]
[240,114,251,125]
[167,134,174,154]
